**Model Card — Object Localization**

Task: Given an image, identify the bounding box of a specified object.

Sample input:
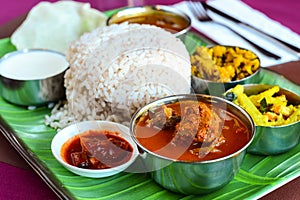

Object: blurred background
[0,0,299,35]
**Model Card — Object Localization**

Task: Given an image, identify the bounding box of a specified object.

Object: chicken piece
[174,102,223,146]
[196,103,223,143]
[146,105,181,129]
[173,102,200,144]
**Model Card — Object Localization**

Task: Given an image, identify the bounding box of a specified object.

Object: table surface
[0,0,299,199]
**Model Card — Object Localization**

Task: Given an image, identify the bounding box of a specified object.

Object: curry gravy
[135,101,250,162]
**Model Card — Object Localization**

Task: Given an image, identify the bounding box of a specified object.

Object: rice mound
[45,23,191,129]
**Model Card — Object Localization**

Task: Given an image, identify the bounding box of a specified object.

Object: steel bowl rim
[130,93,256,164]
[226,83,300,128]
[106,5,191,37]
[192,67,261,84]
[192,45,261,84]
[0,48,68,81]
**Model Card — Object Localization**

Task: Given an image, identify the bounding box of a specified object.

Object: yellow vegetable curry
[191,46,260,82]
[227,85,300,126]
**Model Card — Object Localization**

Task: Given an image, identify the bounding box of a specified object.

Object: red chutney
[61,130,133,169]
[135,101,250,162]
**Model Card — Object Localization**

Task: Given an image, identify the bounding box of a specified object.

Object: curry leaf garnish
[259,97,271,113]
[224,92,237,102]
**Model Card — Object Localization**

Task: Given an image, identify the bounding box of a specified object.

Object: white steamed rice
[45,23,191,129]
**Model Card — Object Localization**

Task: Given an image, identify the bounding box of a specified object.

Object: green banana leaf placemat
[0,32,300,199]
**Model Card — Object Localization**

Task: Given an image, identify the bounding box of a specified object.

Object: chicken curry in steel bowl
[107,5,191,38]
[130,94,255,194]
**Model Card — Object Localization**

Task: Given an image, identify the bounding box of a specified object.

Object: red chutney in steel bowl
[134,100,251,162]
[61,130,133,169]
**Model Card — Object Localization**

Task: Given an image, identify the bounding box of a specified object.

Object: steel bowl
[107,5,191,39]
[229,84,300,155]
[0,49,69,106]
[130,94,255,194]
[191,45,261,96]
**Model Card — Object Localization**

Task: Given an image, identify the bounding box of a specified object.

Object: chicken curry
[135,100,250,161]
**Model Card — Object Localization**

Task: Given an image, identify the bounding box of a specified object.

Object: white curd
[0,50,69,80]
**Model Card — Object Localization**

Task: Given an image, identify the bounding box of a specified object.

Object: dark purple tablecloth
[0,0,299,199]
